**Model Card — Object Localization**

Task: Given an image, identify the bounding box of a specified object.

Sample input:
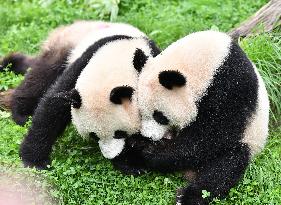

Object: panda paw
[12,113,29,126]
[22,158,51,170]
[112,161,147,176]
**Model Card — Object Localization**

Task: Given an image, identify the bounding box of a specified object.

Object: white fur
[242,64,269,156]
[70,25,153,159]
[42,20,115,55]
[141,120,167,141]
[98,138,125,159]
[138,30,231,139]
[67,23,146,65]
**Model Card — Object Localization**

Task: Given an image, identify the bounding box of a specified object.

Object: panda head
[69,36,160,158]
[137,30,232,141]
[70,85,139,159]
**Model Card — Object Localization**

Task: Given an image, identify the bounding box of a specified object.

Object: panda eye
[113,130,128,139]
[153,110,169,125]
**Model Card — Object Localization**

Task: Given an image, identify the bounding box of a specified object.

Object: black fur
[1,53,32,74]
[148,39,161,57]
[69,89,82,109]
[133,48,148,72]
[159,70,186,90]
[110,86,135,104]
[153,110,169,125]
[9,51,69,125]
[114,130,128,139]
[20,35,134,169]
[114,41,259,205]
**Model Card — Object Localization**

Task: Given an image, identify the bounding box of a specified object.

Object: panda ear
[158,70,186,90]
[133,48,148,72]
[110,86,135,104]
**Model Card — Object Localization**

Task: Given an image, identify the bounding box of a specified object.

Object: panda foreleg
[176,144,250,205]
[11,55,68,125]
[19,90,72,169]
[19,45,97,169]
[111,148,148,176]
[141,141,193,172]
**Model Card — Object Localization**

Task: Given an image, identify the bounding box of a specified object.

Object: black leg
[11,55,68,125]
[141,139,195,173]
[20,91,72,169]
[111,135,150,175]
[176,144,250,205]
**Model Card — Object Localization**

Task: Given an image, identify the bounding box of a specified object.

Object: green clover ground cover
[0,0,280,204]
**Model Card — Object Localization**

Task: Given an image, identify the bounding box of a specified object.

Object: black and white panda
[2,21,160,169]
[117,31,269,204]
[1,20,114,125]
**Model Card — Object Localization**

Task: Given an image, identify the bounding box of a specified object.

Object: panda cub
[120,31,269,205]
[2,21,160,169]
[1,20,112,125]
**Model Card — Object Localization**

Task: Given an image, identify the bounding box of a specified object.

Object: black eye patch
[110,86,135,104]
[153,110,169,125]
[158,70,186,90]
[113,130,128,139]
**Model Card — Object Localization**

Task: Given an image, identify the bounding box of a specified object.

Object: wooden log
[0,89,14,111]
[229,0,281,37]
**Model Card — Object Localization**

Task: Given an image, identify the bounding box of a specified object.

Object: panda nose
[153,110,169,125]
[89,132,99,141]
[113,130,128,139]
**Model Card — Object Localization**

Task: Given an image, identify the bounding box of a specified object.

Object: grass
[0,0,280,204]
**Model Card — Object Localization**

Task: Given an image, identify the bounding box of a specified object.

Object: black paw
[12,112,29,126]
[22,158,50,170]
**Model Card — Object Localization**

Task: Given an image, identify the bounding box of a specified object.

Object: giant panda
[116,31,270,205]
[3,21,160,169]
[1,20,114,125]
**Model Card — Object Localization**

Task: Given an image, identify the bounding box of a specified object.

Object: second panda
[115,31,270,205]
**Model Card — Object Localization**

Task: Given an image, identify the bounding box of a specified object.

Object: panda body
[118,31,269,204]
[1,20,143,125]
[3,21,160,168]
[138,30,269,156]
[71,35,158,159]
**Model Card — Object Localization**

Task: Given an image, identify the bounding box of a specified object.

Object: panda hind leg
[176,144,250,205]
[1,52,33,74]
[10,53,68,125]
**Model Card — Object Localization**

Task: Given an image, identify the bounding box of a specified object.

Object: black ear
[158,70,186,90]
[69,89,82,108]
[110,86,135,104]
[133,48,148,72]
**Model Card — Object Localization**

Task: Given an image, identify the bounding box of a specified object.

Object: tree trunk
[229,0,281,37]
[0,89,14,111]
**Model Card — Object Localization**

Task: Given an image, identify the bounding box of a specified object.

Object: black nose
[89,132,99,141]
[113,130,128,139]
[153,110,169,125]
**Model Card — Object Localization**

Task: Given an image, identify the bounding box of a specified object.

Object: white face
[71,38,153,158]
[138,63,198,141]
[138,30,232,141]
